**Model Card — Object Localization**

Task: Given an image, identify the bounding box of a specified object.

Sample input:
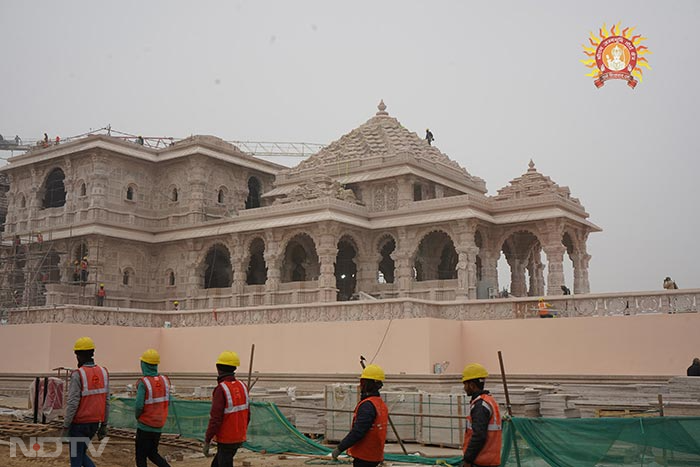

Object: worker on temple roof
[425,128,434,145]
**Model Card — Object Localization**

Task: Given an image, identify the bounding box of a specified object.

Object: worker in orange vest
[332,364,389,467]
[96,284,106,307]
[135,349,171,467]
[62,337,110,467]
[538,297,554,318]
[462,363,502,467]
[203,351,250,467]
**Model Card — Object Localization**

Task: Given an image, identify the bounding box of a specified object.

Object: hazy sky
[1,1,698,293]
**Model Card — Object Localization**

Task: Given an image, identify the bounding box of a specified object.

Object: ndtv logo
[9,436,110,458]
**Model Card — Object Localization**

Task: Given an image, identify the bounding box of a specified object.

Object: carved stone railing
[7,289,699,328]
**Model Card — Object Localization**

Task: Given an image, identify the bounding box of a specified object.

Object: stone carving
[494,159,583,206]
[273,174,363,205]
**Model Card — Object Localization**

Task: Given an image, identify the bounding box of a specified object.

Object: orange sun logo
[581,22,651,89]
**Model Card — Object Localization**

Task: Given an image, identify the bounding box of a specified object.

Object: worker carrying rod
[461,363,502,467]
[332,364,389,467]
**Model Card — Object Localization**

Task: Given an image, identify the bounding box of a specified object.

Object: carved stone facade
[0,102,600,311]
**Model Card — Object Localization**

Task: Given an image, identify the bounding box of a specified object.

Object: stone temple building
[0,101,599,310]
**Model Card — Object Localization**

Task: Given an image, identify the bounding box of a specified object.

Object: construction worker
[425,128,434,145]
[73,260,81,283]
[462,363,502,467]
[173,300,180,311]
[96,284,106,306]
[135,349,172,467]
[62,337,110,467]
[538,297,554,318]
[332,364,389,467]
[204,351,250,467]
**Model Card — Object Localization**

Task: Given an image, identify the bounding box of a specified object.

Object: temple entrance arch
[561,232,575,294]
[335,237,358,301]
[246,238,267,285]
[202,244,232,289]
[498,230,545,297]
[414,231,457,281]
[281,233,319,282]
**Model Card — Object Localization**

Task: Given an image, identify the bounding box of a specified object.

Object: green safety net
[109,398,700,466]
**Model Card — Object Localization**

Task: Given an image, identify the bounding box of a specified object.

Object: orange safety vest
[138,375,170,428]
[97,288,106,297]
[538,301,550,317]
[464,393,502,467]
[73,365,109,424]
[347,396,389,462]
[215,380,250,444]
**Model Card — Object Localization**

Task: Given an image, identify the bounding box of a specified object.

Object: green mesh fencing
[109,398,700,466]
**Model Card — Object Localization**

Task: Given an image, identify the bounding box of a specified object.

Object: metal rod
[33,377,40,423]
[498,350,522,467]
[247,344,255,390]
[41,377,48,424]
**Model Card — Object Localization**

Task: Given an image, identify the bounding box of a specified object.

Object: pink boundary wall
[0,313,696,376]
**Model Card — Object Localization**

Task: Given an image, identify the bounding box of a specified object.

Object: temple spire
[376,99,388,116]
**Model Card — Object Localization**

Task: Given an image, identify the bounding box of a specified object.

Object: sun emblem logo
[581,22,651,88]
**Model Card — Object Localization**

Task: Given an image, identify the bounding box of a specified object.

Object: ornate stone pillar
[316,223,339,302]
[572,252,591,294]
[90,153,109,222]
[508,257,527,297]
[231,249,246,307]
[392,228,414,297]
[263,233,281,305]
[480,250,500,296]
[187,156,208,223]
[396,177,415,208]
[356,254,379,295]
[544,243,566,296]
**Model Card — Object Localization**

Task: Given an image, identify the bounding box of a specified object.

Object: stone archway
[202,244,233,289]
[42,168,66,208]
[246,237,267,285]
[499,230,544,297]
[335,237,358,301]
[414,231,458,281]
[377,235,396,284]
[281,234,319,283]
[245,177,262,209]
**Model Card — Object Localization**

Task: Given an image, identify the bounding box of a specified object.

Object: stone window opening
[19,194,26,208]
[42,168,67,208]
[245,177,262,209]
[122,268,134,286]
[378,237,396,284]
[413,184,423,201]
[246,238,267,285]
[414,231,458,281]
[335,238,358,301]
[171,188,179,202]
[126,185,136,201]
[79,182,87,197]
[167,270,176,286]
[281,234,319,283]
[217,188,225,204]
[203,244,233,289]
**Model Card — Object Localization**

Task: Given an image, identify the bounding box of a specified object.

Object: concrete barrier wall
[461,313,700,376]
[0,313,697,376]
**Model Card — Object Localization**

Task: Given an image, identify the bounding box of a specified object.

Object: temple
[0,101,599,310]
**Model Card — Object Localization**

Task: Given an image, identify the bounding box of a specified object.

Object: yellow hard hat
[140,348,160,365]
[462,363,488,382]
[539,297,545,301]
[216,351,240,367]
[360,364,385,381]
[173,300,179,305]
[99,283,104,287]
[73,336,95,351]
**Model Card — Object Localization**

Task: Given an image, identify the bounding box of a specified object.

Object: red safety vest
[215,380,249,444]
[464,393,502,467]
[538,301,550,317]
[138,375,170,428]
[348,396,389,462]
[73,365,109,424]
[97,288,106,297]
